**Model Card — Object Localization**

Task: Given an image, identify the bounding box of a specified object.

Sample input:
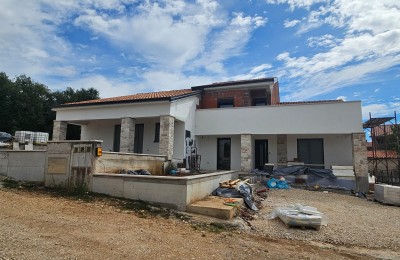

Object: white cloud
[336,96,346,101]
[250,64,272,74]
[269,0,400,101]
[362,102,400,119]
[307,34,340,48]
[374,88,380,93]
[266,0,328,11]
[284,19,300,27]
[0,0,268,97]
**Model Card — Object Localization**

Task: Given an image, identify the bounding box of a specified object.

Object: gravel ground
[0,183,399,259]
[250,188,400,251]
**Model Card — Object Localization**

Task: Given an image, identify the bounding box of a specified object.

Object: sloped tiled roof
[61,89,194,107]
[368,150,398,159]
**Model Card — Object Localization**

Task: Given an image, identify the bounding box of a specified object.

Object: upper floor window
[217,98,234,108]
[252,97,267,106]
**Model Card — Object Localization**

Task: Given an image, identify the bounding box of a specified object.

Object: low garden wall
[91,171,239,210]
[0,150,46,182]
[94,152,166,175]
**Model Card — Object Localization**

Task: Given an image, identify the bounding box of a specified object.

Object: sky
[0,0,399,120]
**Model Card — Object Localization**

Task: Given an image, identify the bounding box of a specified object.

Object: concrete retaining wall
[92,171,238,210]
[0,151,46,182]
[94,152,166,175]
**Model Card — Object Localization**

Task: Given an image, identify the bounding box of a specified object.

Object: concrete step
[186,196,243,220]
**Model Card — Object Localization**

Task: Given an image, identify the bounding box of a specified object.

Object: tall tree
[0,72,99,135]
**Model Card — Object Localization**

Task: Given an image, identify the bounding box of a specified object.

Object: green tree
[387,125,400,152]
[0,72,99,135]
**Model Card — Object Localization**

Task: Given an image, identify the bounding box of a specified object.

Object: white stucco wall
[81,120,118,151]
[195,101,362,135]
[173,121,185,160]
[251,134,278,165]
[287,134,353,166]
[81,118,161,153]
[170,95,198,139]
[196,134,353,171]
[54,101,171,121]
[196,135,241,171]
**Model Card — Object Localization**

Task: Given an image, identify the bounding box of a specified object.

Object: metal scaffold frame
[363,112,400,185]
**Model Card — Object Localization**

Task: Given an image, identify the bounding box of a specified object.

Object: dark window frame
[217,98,234,108]
[154,123,160,143]
[252,97,267,106]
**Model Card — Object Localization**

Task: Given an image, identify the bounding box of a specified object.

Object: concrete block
[375,184,400,206]
[186,196,243,220]
[8,166,44,182]
[8,152,46,167]
[92,176,124,197]
[47,143,72,154]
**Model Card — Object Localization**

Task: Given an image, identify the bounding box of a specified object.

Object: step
[186,196,243,220]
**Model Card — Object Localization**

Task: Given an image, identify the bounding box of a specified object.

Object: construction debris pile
[212,178,259,211]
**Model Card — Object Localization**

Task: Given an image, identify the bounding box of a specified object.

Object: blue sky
[0,0,399,119]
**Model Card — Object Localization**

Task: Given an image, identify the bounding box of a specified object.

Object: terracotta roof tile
[62,89,194,106]
[368,150,398,159]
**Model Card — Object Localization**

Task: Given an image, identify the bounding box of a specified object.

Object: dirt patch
[0,182,399,259]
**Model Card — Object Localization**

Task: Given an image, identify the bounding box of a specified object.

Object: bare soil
[0,184,399,260]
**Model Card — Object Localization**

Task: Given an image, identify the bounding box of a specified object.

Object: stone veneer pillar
[159,115,175,160]
[52,121,67,141]
[120,117,135,153]
[240,134,253,171]
[277,134,288,166]
[352,132,368,193]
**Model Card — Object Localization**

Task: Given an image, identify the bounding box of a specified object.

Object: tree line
[0,72,99,136]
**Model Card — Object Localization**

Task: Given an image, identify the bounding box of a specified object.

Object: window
[252,97,267,106]
[154,123,160,142]
[217,98,234,108]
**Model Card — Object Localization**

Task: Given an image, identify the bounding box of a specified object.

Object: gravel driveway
[0,184,399,260]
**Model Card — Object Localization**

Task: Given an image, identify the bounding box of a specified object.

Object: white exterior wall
[81,118,161,153]
[195,102,362,135]
[196,135,241,171]
[173,121,185,159]
[287,134,353,166]
[81,120,118,151]
[252,134,278,164]
[135,118,160,155]
[55,101,171,121]
[196,134,353,171]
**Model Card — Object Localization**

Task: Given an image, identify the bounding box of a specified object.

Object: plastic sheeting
[266,204,327,229]
[212,182,259,211]
[0,132,12,142]
[266,178,290,189]
[272,166,336,180]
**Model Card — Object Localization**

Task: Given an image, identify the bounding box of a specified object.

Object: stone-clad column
[159,115,175,160]
[277,134,288,166]
[120,117,135,153]
[352,133,368,192]
[52,121,67,141]
[241,134,252,171]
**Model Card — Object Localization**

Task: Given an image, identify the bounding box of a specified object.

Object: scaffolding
[363,112,400,185]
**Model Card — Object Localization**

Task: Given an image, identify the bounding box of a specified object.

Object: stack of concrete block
[332,166,355,180]
[374,184,400,206]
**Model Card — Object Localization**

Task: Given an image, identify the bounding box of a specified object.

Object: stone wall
[120,117,135,153]
[240,134,252,171]
[277,134,288,165]
[159,115,175,160]
[352,132,368,192]
[52,121,67,141]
